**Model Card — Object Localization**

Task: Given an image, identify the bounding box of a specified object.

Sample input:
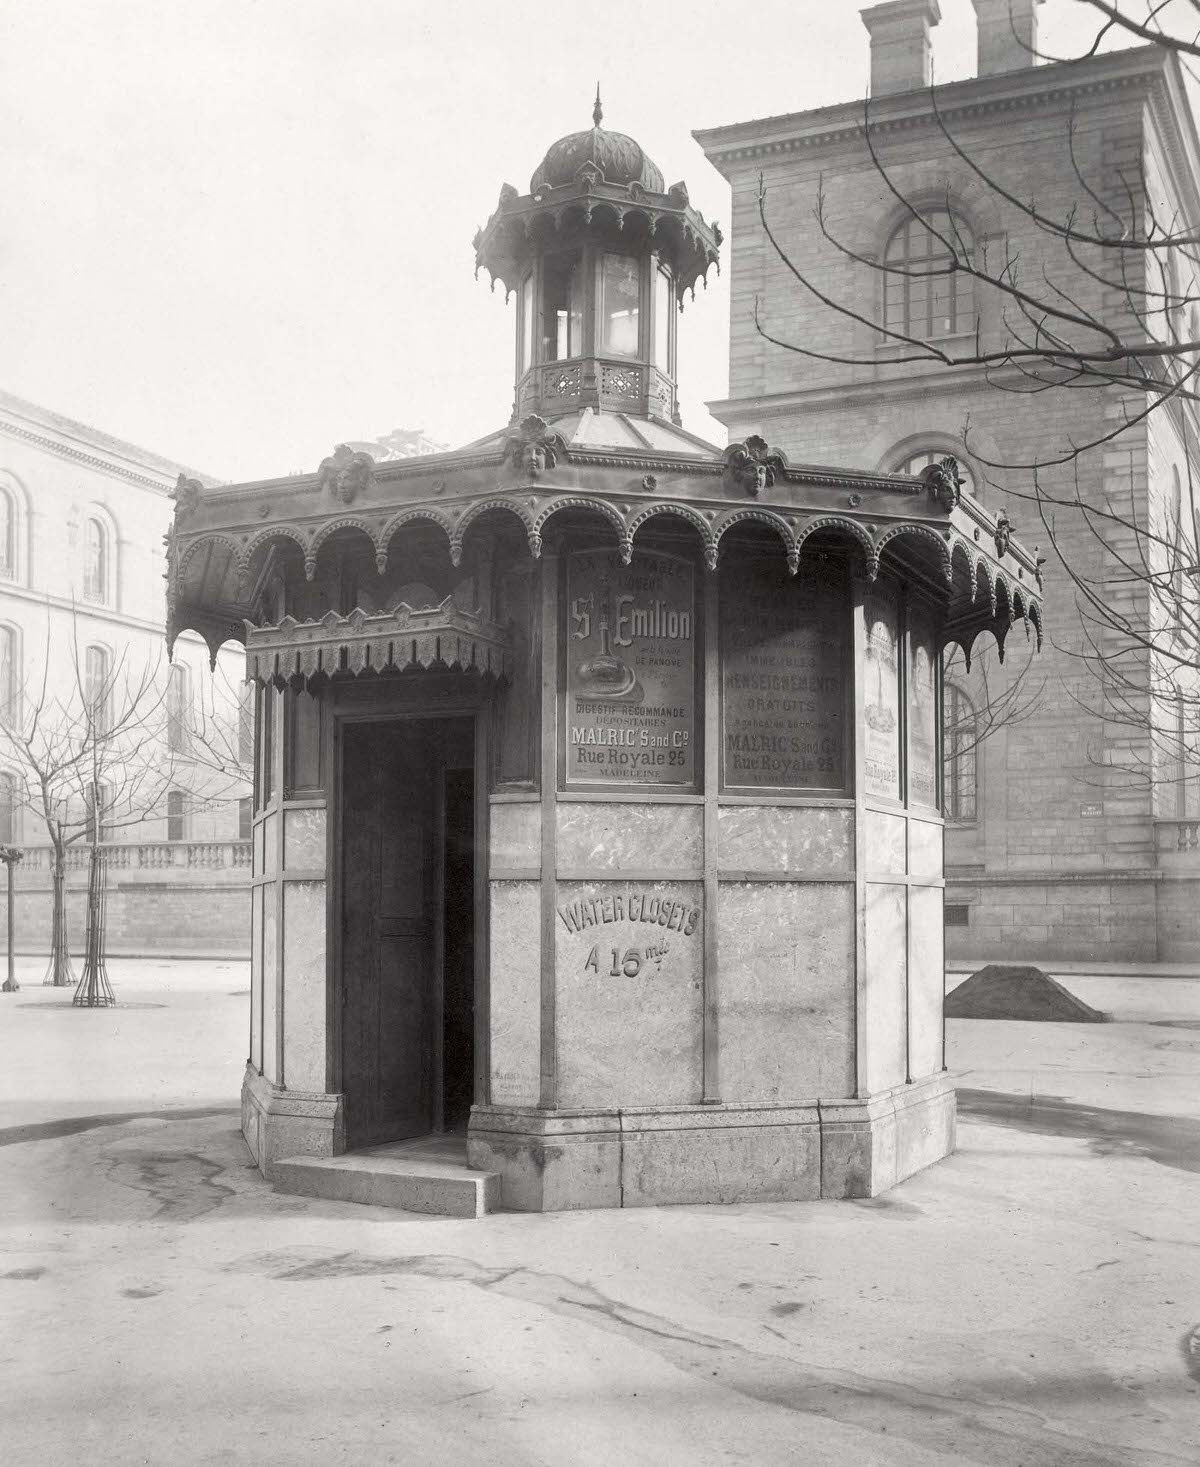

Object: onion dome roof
[530,89,664,194]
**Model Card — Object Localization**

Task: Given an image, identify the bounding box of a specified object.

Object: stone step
[272,1136,500,1217]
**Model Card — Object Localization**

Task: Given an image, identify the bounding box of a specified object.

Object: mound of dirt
[944,964,1106,1022]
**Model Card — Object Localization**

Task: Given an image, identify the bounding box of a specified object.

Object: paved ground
[1,958,1198,1465]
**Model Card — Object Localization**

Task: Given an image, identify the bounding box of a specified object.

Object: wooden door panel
[341,721,436,1149]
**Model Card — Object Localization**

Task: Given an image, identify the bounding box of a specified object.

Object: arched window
[84,780,111,842]
[83,516,109,604]
[0,770,15,843]
[238,684,254,766]
[1170,467,1185,616]
[884,211,975,339]
[166,789,187,841]
[84,645,110,734]
[0,486,14,581]
[167,663,191,753]
[0,626,16,725]
[893,447,976,497]
[943,683,977,822]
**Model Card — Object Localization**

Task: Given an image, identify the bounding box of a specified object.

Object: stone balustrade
[14,840,252,876]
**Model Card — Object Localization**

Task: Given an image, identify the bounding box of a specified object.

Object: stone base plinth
[241,1066,344,1181]
[819,1073,957,1198]
[469,1076,955,1211]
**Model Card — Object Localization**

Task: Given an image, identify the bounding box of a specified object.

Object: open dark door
[341,720,437,1148]
[340,716,477,1150]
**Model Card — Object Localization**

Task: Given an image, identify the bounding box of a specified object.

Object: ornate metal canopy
[473,98,721,304]
[166,424,1043,677]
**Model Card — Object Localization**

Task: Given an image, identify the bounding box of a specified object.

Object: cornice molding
[695,49,1166,172]
[0,415,175,495]
[0,579,164,636]
[708,361,1002,423]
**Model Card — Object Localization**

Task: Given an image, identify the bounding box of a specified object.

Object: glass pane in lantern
[600,254,640,357]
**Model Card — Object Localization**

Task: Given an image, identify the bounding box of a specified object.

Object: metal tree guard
[42,845,76,987]
[0,845,21,993]
[73,842,115,1008]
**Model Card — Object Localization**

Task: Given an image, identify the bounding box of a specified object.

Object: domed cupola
[474,90,721,426]
[530,92,666,195]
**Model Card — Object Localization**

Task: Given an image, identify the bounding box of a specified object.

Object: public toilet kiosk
[166,105,1044,1211]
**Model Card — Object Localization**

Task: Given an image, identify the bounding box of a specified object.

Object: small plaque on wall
[562,547,696,788]
[721,557,849,791]
[863,581,901,801]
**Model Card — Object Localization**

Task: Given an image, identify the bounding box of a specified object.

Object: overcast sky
[1,1,1126,482]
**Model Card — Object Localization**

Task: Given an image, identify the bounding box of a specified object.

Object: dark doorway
[340,716,476,1149]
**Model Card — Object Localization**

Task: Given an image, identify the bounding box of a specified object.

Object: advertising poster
[908,604,939,808]
[721,558,848,791]
[863,581,902,801]
[563,548,696,788]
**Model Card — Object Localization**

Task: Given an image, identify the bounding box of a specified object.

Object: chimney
[971,0,1042,76]
[860,0,942,98]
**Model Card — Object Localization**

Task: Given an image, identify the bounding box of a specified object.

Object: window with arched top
[0,770,16,843]
[884,211,975,340]
[1169,467,1185,618]
[0,486,14,581]
[0,625,16,726]
[84,645,111,735]
[83,516,109,604]
[167,663,191,754]
[166,789,187,842]
[943,683,978,823]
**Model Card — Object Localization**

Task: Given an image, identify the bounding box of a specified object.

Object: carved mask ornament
[920,457,964,511]
[523,442,547,479]
[724,434,787,498]
[317,444,375,505]
[172,473,203,523]
[504,414,564,481]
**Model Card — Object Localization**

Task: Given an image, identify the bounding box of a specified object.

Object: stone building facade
[696,0,1200,961]
[0,389,251,957]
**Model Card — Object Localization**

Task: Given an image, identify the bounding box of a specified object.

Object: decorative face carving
[317,445,374,506]
[922,457,964,511]
[523,442,547,479]
[722,438,785,497]
[173,473,203,522]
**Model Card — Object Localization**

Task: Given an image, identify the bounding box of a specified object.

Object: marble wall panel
[489,881,541,1107]
[489,801,541,871]
[864,882,906,1092]
[556,803,702,873]
[555,880,703,1109]
[717,806,853,874]
[865,810,906,876]
[251,883,263,1072]
[718,881,855,1103]
[284,808,326,871]
[262,812,279,877]
[261,888,278,1085]
[282,881,327,1092]
[909,819,943,882]
[908,885,945,1081]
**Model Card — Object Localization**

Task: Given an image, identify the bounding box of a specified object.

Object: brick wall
[698,50,1198,962]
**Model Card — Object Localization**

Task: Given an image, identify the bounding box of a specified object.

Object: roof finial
[593,84,603,129]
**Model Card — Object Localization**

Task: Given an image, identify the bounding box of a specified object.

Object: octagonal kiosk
[166,102,1044,1212]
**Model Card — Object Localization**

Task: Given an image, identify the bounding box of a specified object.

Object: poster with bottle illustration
[563,547,696,788]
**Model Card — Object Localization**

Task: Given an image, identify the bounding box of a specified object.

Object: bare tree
[0,608,249,987]
[752,5,1200,810]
